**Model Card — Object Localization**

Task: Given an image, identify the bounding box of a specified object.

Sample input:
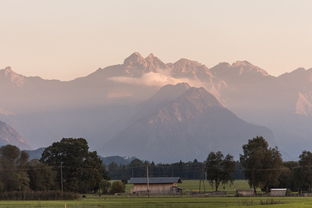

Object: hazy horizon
[1,0,312,80]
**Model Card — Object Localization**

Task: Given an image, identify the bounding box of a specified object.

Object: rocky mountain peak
[123,52,146,66]
[144,53,167,70]
[232,60,269,76]
[0,66,25,86]
[3,66,14,73]
[173,58,207,72]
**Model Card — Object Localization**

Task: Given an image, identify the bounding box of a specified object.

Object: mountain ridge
[105,84,274,162]
[1,52,312,161]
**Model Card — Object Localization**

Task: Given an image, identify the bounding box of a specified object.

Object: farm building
[128,177,182,195]
[270,188,287,196]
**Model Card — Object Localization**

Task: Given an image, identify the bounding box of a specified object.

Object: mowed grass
[0,180,304,208]
[178,179,252,193]
[0,196,312,208]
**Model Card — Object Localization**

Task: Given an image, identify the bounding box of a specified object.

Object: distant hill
[25,147,136,165]
[24,147,45,160]
[101,156,137,166]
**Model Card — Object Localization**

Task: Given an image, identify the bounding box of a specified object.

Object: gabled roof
[128,177,182,184]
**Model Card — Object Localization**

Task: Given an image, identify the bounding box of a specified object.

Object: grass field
[0,180,304,208]
[178,179,252,193]
[0,196,312,208]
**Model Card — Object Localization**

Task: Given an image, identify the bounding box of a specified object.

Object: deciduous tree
[40,138,108,193]
[240,136,283,193]
[205,151,235,191]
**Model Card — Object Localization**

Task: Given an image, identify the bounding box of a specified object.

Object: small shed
[270,188,287,196]
[128,177,182,195]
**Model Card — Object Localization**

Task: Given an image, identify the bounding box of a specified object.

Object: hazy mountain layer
[105,84,273,162]
[1,52,312,160]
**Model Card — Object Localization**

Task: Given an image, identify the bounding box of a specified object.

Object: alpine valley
[1,52,312,161]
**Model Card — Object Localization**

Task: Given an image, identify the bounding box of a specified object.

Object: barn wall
[131,183,176,194]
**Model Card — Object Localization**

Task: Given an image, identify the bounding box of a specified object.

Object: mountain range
[1,52,312,161]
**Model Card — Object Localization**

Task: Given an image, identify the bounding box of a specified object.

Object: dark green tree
[27,159,56,191]
[240,136,283,193]
[278,161,299,192]
[0,145,30,192]
[297,151,312,192]
[40,138,108,193]
[205,151,235,191]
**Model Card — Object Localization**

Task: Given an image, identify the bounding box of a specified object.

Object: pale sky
[1,0,312,80]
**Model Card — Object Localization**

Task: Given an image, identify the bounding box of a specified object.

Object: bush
[109,181,125,194]
[0,191,80,200]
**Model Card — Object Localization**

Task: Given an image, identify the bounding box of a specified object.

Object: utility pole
[199,164,206,193]
[203,171,207,193]
[60,162,64,193]
[146,164,150,197]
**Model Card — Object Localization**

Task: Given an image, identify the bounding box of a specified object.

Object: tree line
[107,158,244,181]
[107,136,312,194]
[2,136,312,195]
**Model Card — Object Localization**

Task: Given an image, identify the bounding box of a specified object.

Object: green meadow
[0,180,306,208]
[0,196,311,208]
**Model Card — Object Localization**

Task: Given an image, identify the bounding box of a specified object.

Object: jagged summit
[172,58,208,72]
[123,52,146,66]
[210,60,271,84]
[0,66,25,86]
[122,52,168,73]
[144,53,167,70]
[231,60,269,76]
